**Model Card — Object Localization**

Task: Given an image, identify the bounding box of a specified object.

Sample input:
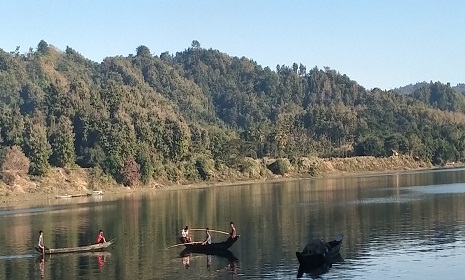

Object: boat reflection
[297,253,343,278]
[36,256,45,279]
[182,254,190,269]
[97,254,107,269]
[179,248,239,272]
[35,251,111,271]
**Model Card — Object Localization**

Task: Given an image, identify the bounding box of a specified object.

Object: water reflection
[179,248,239,272]
[36,256,45,279]
[182,254,190,269]
[97,254,107,269]
[297,253,344,278]
[2,168,465,279]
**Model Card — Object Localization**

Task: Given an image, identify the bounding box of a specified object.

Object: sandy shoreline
[2,164,461,206]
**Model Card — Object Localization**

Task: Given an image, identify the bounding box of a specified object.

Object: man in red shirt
[97,230,106,244]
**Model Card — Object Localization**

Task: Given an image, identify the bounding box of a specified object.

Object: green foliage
[136,145,156,184]
[1,41,465,185]
[162,119,189,162]
[49,116,76,167]
[22,118,51,175]
[354,135,384,157]
[195,156,214,180]
[120,157,141,186]
[136,45,151,58]
[384,134,409,155]
[267,158,291,175]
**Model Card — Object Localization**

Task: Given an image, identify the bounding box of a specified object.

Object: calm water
[2,168,465,279]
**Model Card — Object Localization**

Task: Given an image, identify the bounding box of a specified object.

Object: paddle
[165,241,203,249]
[182,228,230,236]
[41,234,45,257]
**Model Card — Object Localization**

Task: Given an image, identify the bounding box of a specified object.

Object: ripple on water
[406,183,465,194]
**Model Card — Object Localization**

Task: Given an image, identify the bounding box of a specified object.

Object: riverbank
[0,155,448,203]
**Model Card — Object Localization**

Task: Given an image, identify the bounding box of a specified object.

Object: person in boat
[181,226,192,243]
[202,228,212,245]
[229,221,237,239]
[97,230,106,244]
[38,230,45,254]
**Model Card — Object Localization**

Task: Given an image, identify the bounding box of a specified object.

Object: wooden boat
[55,194,73,199]
[55,193,92,199]
[296,234,343,267]
[183,236,239,253]
[297,253,344,278]
[35,238,115,254]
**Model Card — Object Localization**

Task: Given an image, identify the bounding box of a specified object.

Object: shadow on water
[297,253,344,278]
[179,248,239,273]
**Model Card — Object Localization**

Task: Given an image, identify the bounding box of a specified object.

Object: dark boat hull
[296,235,343,267]
[183,236,239,253]
[297,253,344,278]
[35,238,115,254]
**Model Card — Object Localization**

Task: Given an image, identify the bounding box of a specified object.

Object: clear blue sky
[1,0,464,90]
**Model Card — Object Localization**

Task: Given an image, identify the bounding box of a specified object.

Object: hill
[1,40,465,193]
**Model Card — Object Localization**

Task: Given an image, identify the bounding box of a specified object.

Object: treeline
[1,40,465,186]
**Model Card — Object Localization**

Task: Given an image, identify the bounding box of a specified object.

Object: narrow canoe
[183,236,239,253]
[55,193,92,199]
[296,234,343,267]
[35,238,115,254]
[55,194,72,199]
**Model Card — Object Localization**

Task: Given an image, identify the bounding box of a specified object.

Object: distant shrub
[267,158,291,175]
[1,146,30,186]
[120,158,141,187]
[195,157,214,180]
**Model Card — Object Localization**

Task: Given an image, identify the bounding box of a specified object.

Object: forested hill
[1,40,465,186]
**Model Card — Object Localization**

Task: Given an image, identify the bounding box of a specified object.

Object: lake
[2,168,465,279]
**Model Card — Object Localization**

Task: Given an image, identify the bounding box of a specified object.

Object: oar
[184,228,230,235]
[165,242,203,249]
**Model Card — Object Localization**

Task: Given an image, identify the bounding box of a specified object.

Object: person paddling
[97,230,106,244]
[202,228,212,245]
[229,222,237,239]
[38,230,45,255]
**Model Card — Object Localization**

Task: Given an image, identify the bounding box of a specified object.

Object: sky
[1,0,464,90]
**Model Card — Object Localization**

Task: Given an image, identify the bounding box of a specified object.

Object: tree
[37,40,49,55]
[136,45,151,57]
[384,134,409,155]
[22,119,52,176]
[49,116,76,167]
[120,157,141,186]
[354,135,384,156]
[162,119,190,162]
[191,40,201,49]
[136,145,154,184]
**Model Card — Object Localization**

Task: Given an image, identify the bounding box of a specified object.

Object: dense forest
[1,40,465,187]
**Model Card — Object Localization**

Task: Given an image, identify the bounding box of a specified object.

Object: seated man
[38,230,45,254]
[202,228,212,245]
[97,230,106,244]
[181,226,192,243]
